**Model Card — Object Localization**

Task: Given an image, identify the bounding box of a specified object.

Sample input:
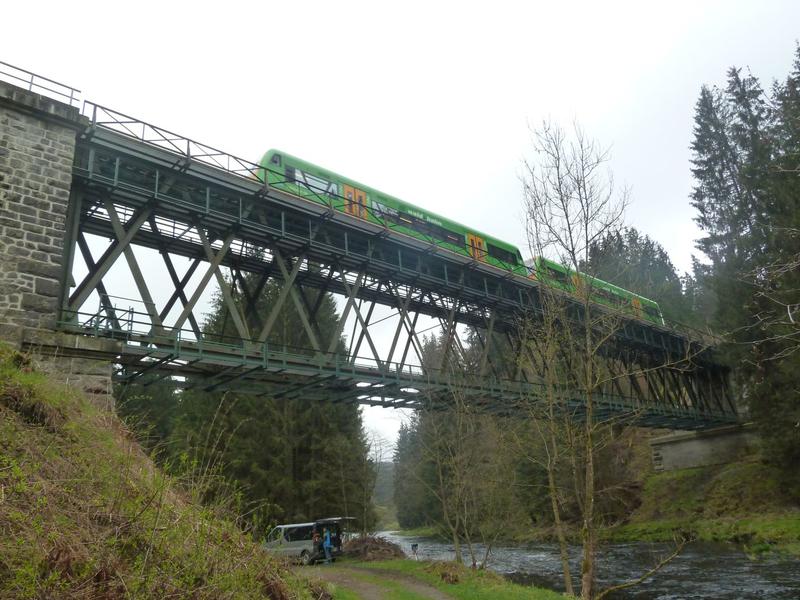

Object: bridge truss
[48,103,738,429]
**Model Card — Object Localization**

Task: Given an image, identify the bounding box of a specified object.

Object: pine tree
[690,47,800,479]
[745,48,800,472]
[120,270,376,534]
[585,227,690,325]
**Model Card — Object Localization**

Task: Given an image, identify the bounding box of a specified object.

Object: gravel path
[311,565,452,600]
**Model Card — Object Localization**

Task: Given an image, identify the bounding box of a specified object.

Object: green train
[527,257,664,325]
[258,150,664,326]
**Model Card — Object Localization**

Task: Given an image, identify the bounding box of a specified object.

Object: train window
[487,244,518,266]
[377,207,409,226]
[644,305,661,318]
[429,223,464,247]
[290,167,338,197]
[270,154,282,166]
[599,289,623,305]
[547,267,568,284]
[595,288,612,303]
[375,203,466,248]
[404,215,464,247]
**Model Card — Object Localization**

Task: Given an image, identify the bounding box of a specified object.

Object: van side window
[286,525,313,541]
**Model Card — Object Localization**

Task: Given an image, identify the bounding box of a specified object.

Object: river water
[378,531,800,599]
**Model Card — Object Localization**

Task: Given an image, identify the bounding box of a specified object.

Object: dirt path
[310,565,452,600]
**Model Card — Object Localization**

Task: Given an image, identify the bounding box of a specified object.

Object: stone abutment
[0,80,115,408]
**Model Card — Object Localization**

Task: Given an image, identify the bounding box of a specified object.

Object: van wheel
[300,550,310,565]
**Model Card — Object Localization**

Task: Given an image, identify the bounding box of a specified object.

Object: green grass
[0,345,319,598]
[327,584,361,600]
[391,525,442,538]
[342,569,429,599]
[606,461,800,556]
[350,559,565,600]
[609,514,800,557]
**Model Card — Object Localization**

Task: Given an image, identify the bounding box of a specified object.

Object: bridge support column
[650,424,756,471]
[0,82,114,409]
[0,81,84,338]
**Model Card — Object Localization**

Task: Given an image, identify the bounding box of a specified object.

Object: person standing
[312,529,321,561]
[322,526,333,564]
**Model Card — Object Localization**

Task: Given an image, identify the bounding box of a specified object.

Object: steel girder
[53,107,739,429]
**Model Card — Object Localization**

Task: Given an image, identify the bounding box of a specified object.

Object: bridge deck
[40,323,736,430]
[47,102,739,429]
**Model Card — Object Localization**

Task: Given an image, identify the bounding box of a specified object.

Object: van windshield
[266,527,282,543]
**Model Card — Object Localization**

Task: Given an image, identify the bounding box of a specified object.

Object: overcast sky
[4,0,799,445]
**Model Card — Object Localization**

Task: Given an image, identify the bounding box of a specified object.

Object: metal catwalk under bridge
[41,102,738,430]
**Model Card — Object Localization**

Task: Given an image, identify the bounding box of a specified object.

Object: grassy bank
[0,346,318,598]
[342,559,564,599]
[390,525,441,538]
[607,460,800,556]
[392,458,800,557]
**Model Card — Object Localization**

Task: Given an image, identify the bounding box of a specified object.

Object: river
[378,531,800,599]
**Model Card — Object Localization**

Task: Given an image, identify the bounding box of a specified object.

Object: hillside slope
[610,458,800,555]
[0,346,321,599]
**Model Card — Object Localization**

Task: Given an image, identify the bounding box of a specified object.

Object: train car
[258,149,528,276]
[257,149,664,326]
[528,257,665,325]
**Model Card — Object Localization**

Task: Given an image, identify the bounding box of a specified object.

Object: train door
[466,233,486,261]
[571,273,584,295]
[343,184,368,219]
[631,297,642,319]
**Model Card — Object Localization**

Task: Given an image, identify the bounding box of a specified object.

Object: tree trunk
[451,522,463,564]
[581,299,596,600]
[580,383,596,594]
[548,424,575,596]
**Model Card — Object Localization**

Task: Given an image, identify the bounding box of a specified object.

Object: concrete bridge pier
[650,424,756,471]
[0,80,115,409]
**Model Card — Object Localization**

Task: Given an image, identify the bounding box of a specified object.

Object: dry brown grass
[0,346,317,599]
[342,535,406,561]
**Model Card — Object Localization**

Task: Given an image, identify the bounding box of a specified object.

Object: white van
[263,522,317,564]
[263,517,353,565]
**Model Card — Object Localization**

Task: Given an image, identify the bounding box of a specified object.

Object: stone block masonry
[0,80,85,341]
[0,79,115,410]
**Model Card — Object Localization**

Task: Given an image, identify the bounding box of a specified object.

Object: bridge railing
[55,306,737,425]
[0,60,81,106]
[58,305,428,379]
[82,101,266,182]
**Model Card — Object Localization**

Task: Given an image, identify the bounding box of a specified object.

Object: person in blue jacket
[322,526,333,564]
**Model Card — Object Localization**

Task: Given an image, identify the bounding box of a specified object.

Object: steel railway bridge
[3,65,738,430]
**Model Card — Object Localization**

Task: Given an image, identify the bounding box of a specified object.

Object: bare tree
[520,121,693,599]
[523,121,627,274]
[513,288,578,595]
[414,385,477,565]
[405,371,522,569]
[522,121,629,599]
